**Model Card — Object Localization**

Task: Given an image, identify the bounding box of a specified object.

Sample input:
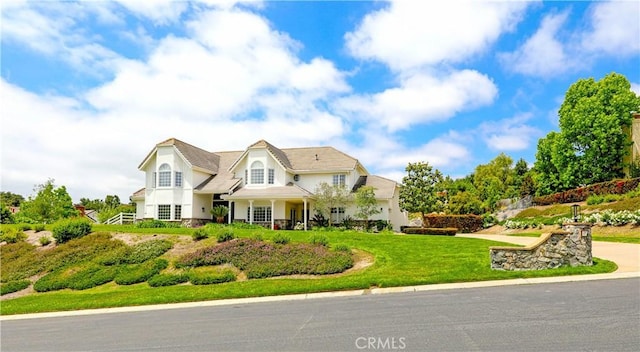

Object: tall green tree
[536,72,640,193]
[399,162,445,224]
[473,153,517,210]
[79,198,105,211]
[313,182,351,226]
[104,195,121,209]
[354,186,381,228]
[0,192,25,207]
[19,179,78,223]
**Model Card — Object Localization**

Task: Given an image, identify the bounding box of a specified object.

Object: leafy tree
[533,132,561,195]
[1,205,15,224]
[0,192,25,207]
[313,182,351,226]
[399,162,445,224]
[473,153,518,210]
[535,73,640,192]
[19,179,78,224]
[448,191,485,215]
[104,195,121,209]
[519,172,537,197]
[354,186,381,228]
[80,198,105,211]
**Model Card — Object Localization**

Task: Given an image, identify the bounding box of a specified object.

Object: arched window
[158,163,172,187]
[250,161,264,184]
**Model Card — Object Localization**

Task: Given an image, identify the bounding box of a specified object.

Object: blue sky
[1,0,639,202]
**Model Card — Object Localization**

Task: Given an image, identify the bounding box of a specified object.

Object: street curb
[2,271,638,322]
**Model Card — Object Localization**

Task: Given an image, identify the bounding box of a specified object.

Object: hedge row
[402,227,457,236]
[423,215,483,233]
[533,178,640,206]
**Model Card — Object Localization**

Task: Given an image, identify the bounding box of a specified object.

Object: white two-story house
[131,138,408,231]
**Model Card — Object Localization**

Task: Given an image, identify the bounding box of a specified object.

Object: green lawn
[0,227,617,315]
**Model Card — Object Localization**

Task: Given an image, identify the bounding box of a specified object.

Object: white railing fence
[104,212,136,225]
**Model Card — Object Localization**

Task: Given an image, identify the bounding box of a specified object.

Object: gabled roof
[228,140,364,174]
[248,140,292,169]
[362,175,399,199]
[138,138,219,173]
[194,150,243,194]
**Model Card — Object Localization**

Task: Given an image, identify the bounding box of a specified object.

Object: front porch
[223,184,314,230]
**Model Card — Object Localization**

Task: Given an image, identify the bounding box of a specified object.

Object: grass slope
[0,229,616,315]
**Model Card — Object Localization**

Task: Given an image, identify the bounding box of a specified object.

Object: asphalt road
[2,278,639,352]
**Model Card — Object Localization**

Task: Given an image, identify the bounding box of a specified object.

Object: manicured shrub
[216,228,235,242]
[33,272,64,292]
[534,177,640,205]
[148,273,189,287]
[192,229,208,241]
[39,236,52,246]
[34,264,118,292]
[424,215,483,233]
[19,224,32,231]
[402,227,457,236]
[0,242,43,282]
[115,259,169,285]
[0,228,27,243]
[309,234,329,247]
[34,224,46,232]
[272,233,290,244]
[188,267,236,285]
[66,265,119,290]
[95,247,131,266]
[0,280,30,295]
[44,232,125,272]
[52,218,92,244]
[124,240,173,264]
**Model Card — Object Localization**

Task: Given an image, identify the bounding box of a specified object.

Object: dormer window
[250,161,264,184]
[158,163,172,187]
[268,168,275,184]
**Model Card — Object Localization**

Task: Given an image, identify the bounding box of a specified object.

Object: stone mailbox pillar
[561,223,593,267]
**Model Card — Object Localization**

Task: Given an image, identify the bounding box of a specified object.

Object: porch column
[303,197,308,231]
[270,199,275,230]
[228,201,233,225]
[249,200,254,225]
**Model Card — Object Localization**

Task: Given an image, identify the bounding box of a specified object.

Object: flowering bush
[582,210,640,226]
[503,219,543,230]
[176,238,353,279]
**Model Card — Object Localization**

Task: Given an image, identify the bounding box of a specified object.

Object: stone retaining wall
[490,224,592,271]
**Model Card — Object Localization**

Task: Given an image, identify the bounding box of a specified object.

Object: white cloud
[336,70,497,132]
[581,0,640,56]
[479,113,542,151]
[0,2,124,76]
[345,0,530,71]
[112,0,188,24]
[631,82,640,96]
[0,5,352,201]
[500,1,640,78]
[499,11,576,77]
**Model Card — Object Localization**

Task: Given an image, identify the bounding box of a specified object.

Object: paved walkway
[457,233,640,273]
